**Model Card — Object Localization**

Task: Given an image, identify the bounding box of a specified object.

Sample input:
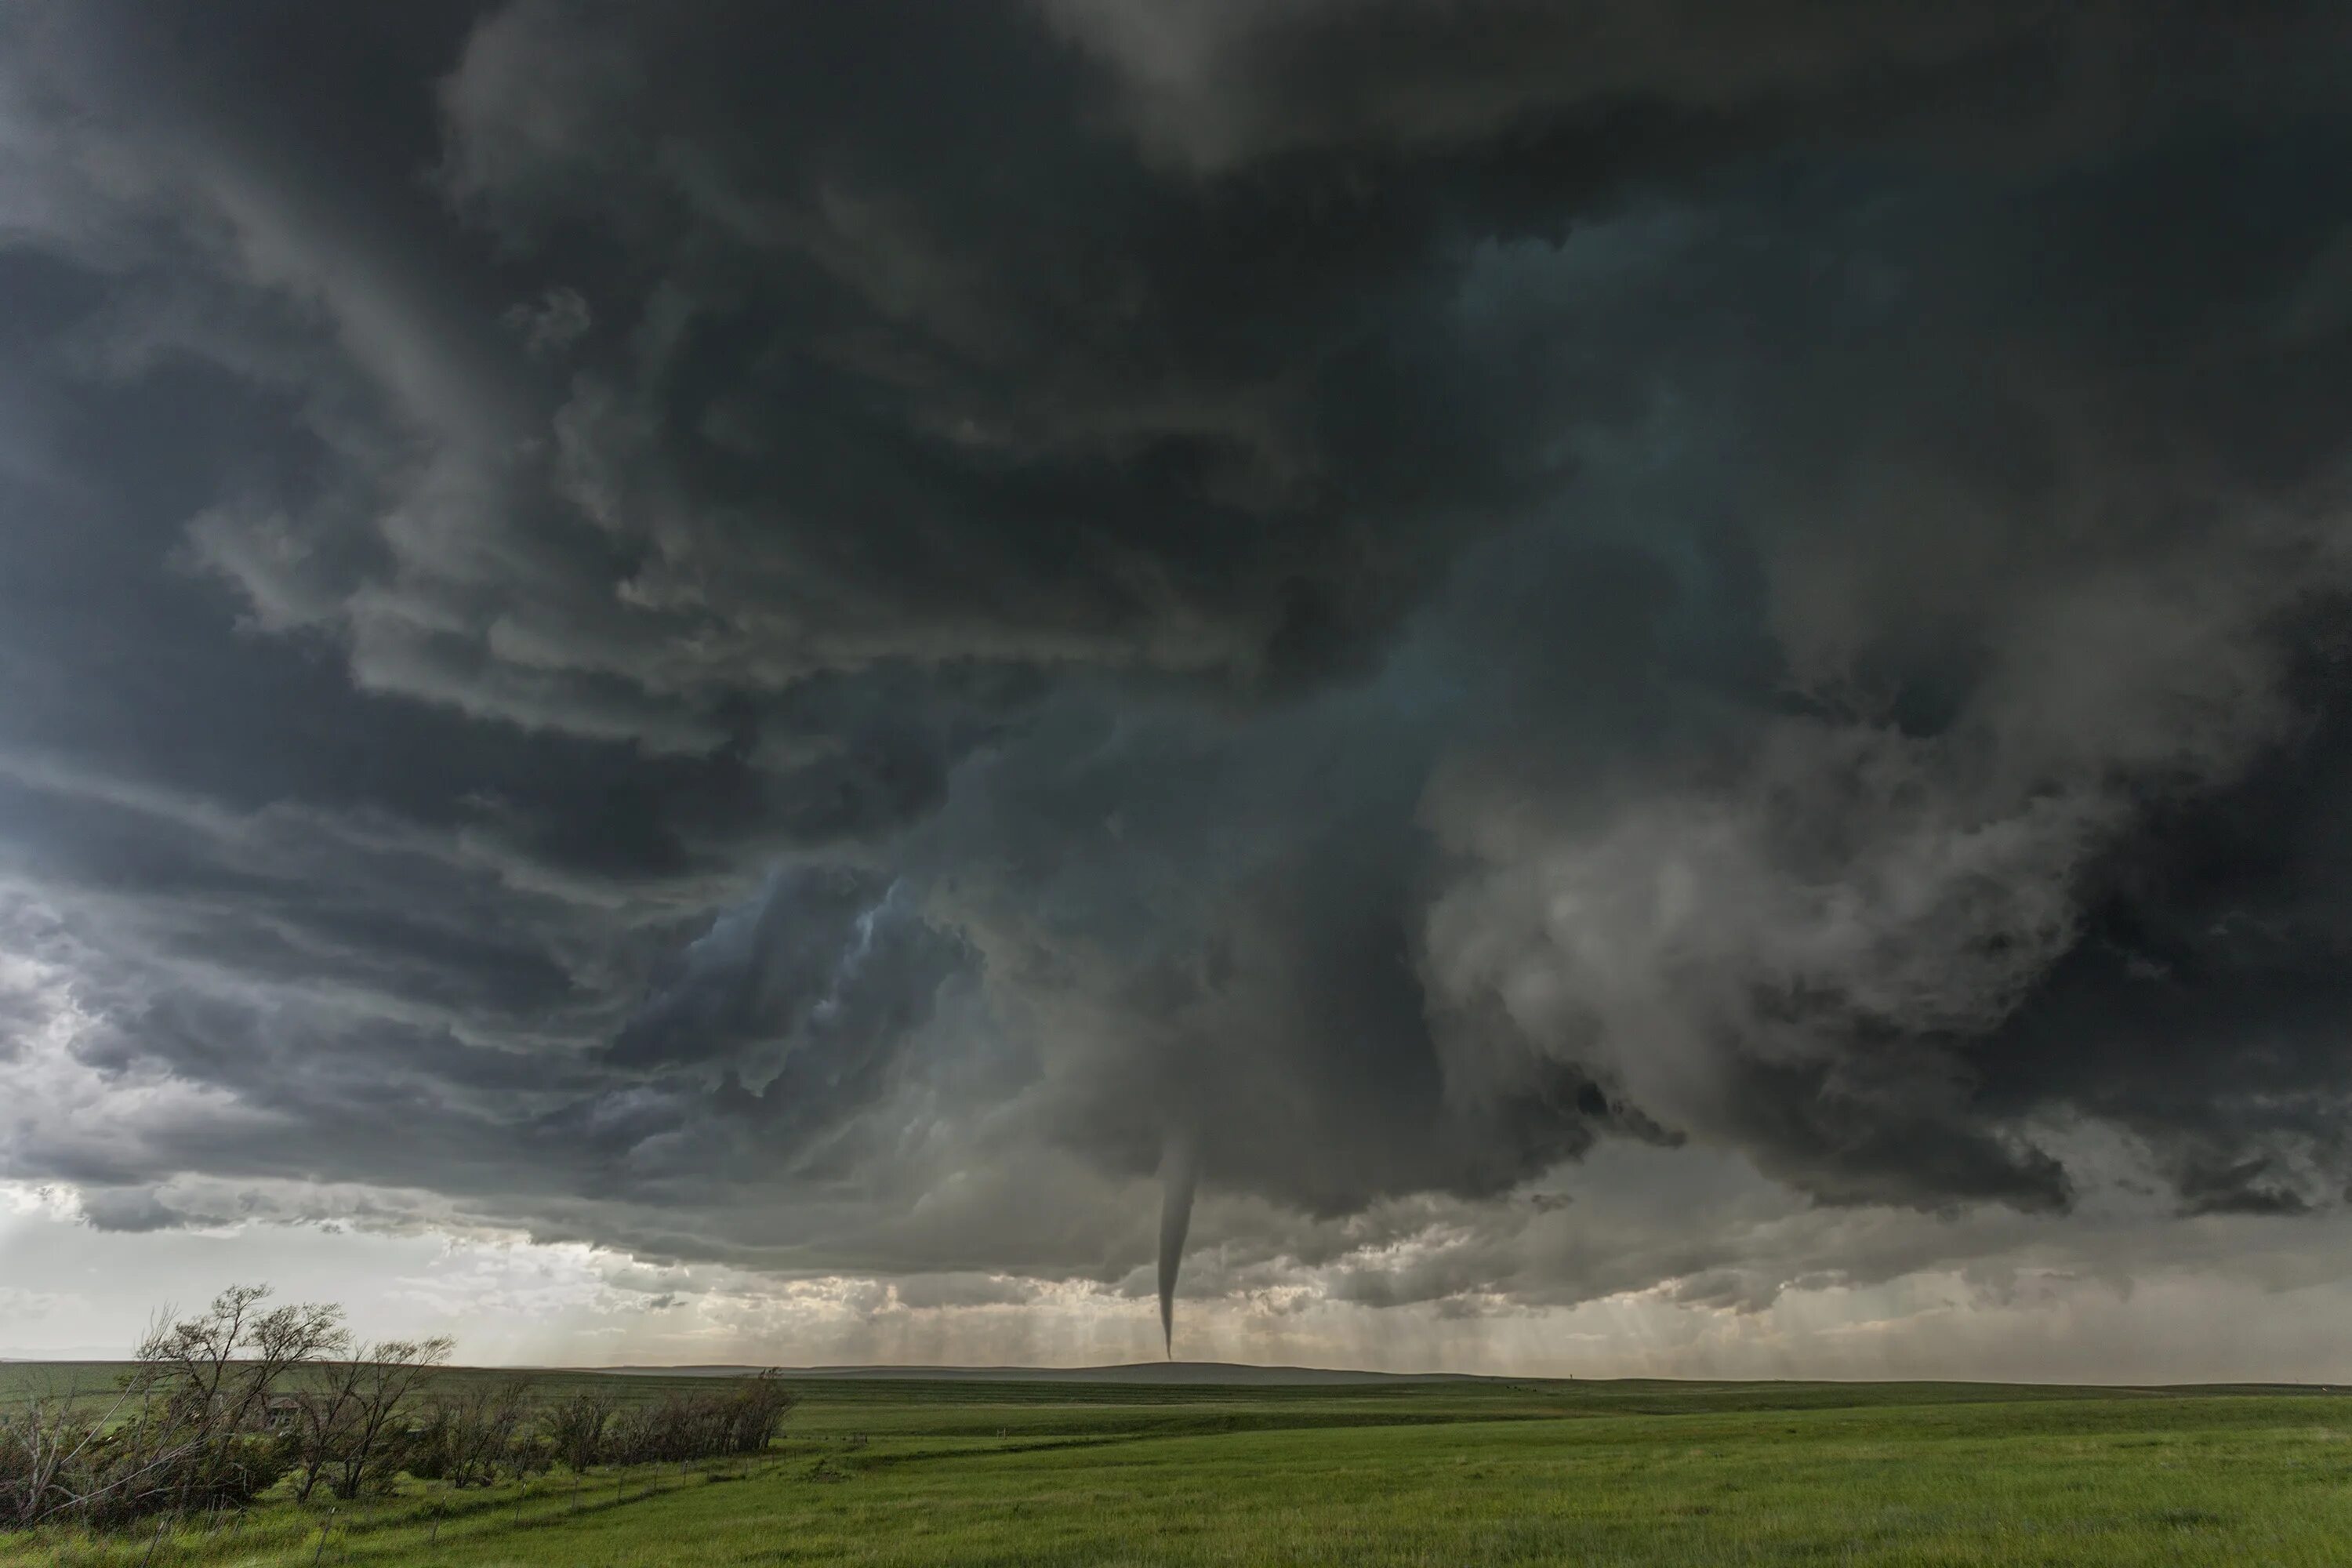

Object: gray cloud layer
[6,0,2352,1338]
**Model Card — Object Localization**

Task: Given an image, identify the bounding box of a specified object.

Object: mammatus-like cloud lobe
[4,0,2352,1352]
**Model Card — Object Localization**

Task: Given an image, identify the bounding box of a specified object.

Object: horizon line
[1,1352,2341,1391]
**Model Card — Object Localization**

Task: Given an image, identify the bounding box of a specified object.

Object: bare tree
[4,1283,456,1535]
[240,1300,351,1428]
[287,1388,349,1505]
[543,1388,619,1474]
[289,1337,452,1501]
[128,1283,344,1512]
[412,1378,535,1489]
[2,1379,122,1528]
[0,1377,205,1530]
[131,1285,263,1423]
[135,1284,344,1435]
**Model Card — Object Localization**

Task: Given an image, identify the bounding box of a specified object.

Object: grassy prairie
[4,1372,2348,1565]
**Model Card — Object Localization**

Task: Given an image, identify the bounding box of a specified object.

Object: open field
[5,1370,2350,1565]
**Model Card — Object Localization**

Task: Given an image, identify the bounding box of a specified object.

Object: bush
[403,1380,535,1489]
[590,1374,797,1468]
[2,1284,453,1534]
[544,1389,619,1472]
[718,1372,798,1456]
[0,1391,292,1530]
[3,1287,797,1534]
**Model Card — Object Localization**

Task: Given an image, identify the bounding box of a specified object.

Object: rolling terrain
[7,1369,2351,1564]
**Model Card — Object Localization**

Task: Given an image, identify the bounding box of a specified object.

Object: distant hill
[584,1361,1504,1386]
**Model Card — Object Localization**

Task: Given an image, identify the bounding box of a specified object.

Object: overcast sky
[8,1,2352,1378]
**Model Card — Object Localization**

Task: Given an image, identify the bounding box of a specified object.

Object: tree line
[0,1284,795,1532]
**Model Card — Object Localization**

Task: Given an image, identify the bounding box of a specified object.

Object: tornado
[1156,1131,1199,1359]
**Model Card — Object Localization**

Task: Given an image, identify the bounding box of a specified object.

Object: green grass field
[5,1368,2350,1565]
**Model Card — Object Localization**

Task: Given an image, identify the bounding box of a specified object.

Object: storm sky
[9,1,2352,1377]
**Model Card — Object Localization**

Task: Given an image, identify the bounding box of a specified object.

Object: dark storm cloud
[425,0,1563,705]
[1041,1,2349,172]
[5,0,2352,1328]
[74,1188,194,1234]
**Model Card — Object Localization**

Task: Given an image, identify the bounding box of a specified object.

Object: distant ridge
[585,1360,1503,1386]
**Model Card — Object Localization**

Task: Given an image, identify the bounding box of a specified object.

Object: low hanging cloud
[4,0,2352,1352]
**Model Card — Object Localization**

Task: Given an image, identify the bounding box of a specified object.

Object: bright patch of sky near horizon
[9,1171,2352,1383]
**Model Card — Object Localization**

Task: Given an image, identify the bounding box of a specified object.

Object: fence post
[312,1508,336,1567]
[139,1513,168,1568]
